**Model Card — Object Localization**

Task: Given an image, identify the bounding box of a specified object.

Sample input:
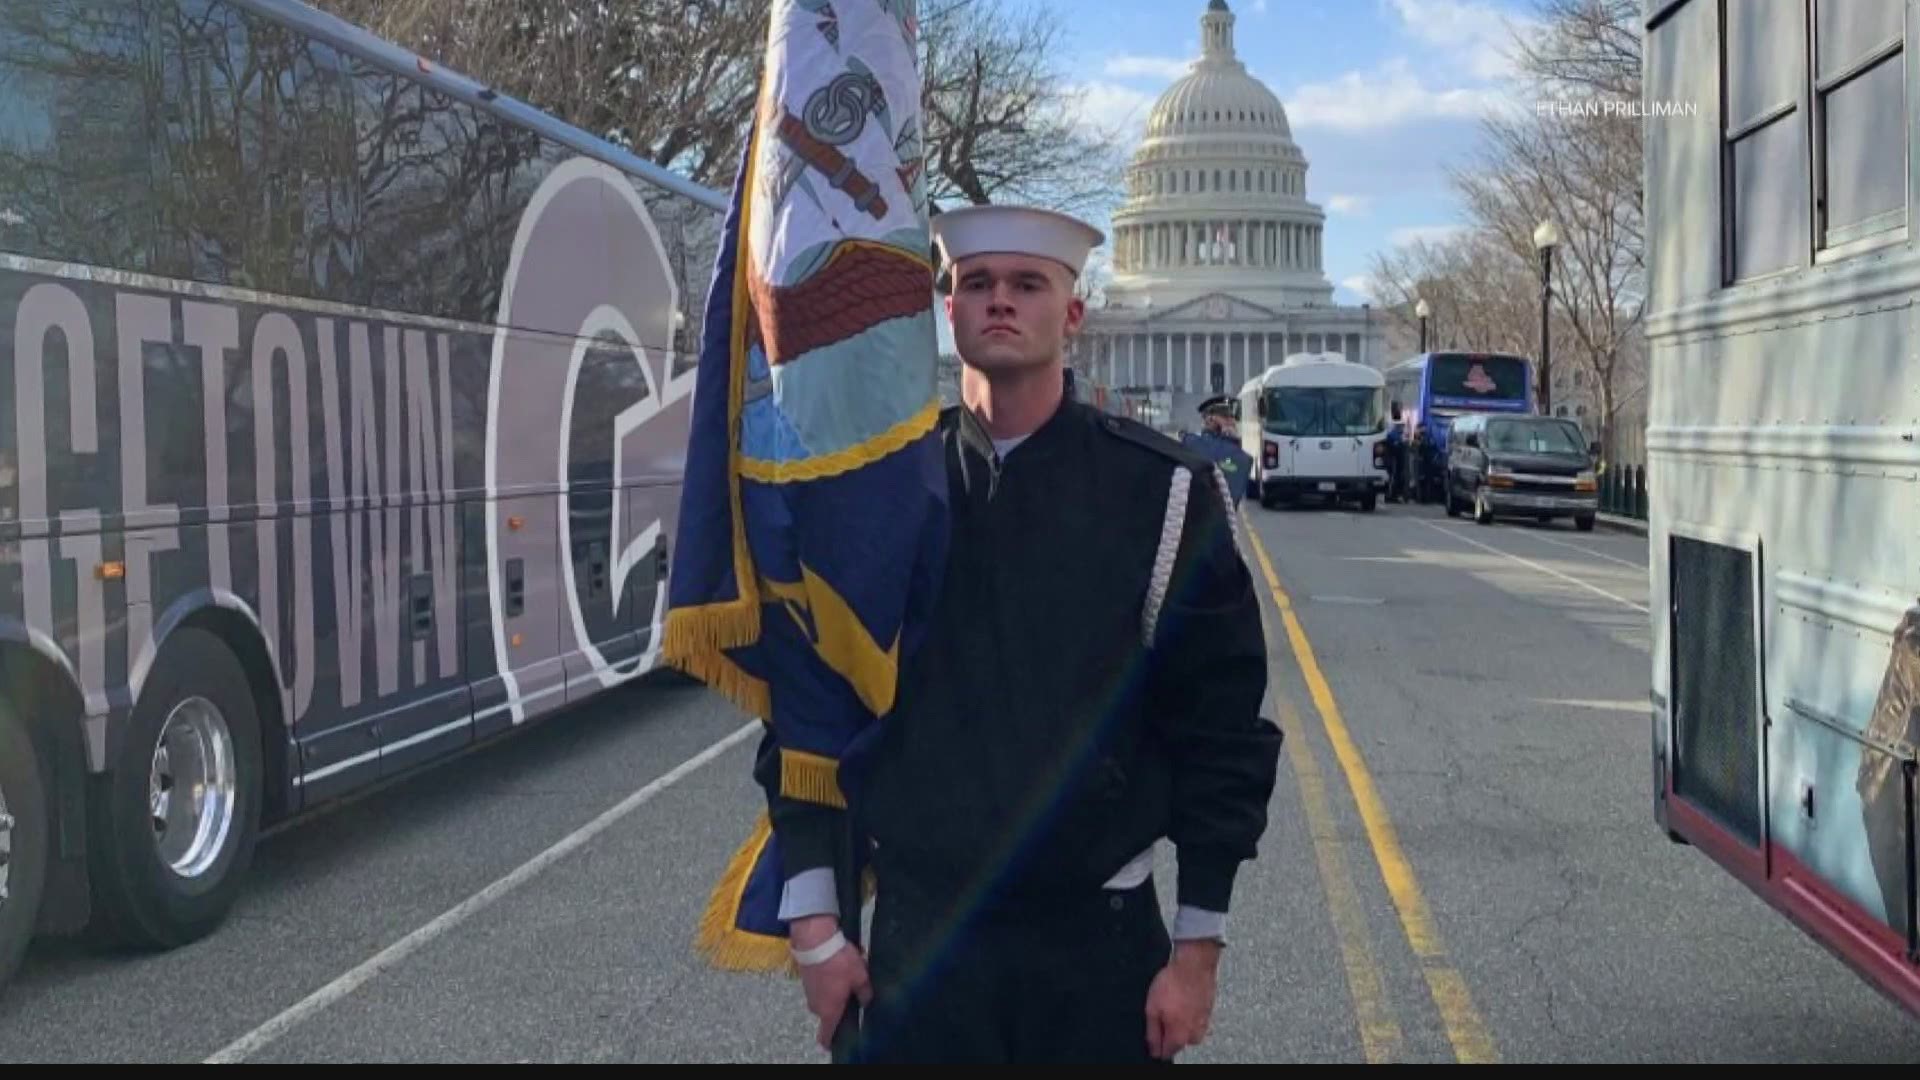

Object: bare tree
[1367,232,1541,359]
[317,0,1123,217]
[1510,0,1640,102]
[313,0,770,188]
[917,0,1127,216]
[1378,0,1647,455]
[1448,101,1643,456]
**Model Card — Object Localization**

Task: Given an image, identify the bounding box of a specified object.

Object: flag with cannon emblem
[663,0,948,973]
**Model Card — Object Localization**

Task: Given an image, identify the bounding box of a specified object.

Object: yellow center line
[1264,648,1406,1061]
[1247,527,1501,1064]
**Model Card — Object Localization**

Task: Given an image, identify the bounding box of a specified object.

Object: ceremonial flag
[663,0,948,975]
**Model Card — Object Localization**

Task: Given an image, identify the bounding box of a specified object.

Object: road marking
[1270,679,1406,1062]
[1311,595,1386,606]
[1421,522,1649,615]
[1338,556,1423,565]
[205,719,761,1064]
[1248,528,1501,1064]
[1537,697,1651,714]
[1511,528,1647,571]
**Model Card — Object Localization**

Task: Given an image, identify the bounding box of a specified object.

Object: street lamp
[1533,219,1559,415]
[1415,297,1430,352]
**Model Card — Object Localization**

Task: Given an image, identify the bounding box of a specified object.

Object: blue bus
[1384,351,1535,501]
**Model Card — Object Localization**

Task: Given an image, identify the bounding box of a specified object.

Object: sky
[1007,0,1547,308]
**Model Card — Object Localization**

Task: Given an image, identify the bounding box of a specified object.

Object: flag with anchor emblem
[663,0,948,974]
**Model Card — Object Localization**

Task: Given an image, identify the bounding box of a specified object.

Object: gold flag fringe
[779,749,849,809]
[662,606,770,719]
[695,813,798,975]
[693,811,881,976]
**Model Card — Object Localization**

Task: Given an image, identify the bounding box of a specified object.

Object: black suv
[1444,414,1600,530]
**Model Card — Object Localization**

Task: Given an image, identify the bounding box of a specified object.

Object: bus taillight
[1263,441,1278,468]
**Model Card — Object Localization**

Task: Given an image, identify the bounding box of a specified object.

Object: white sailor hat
[930,204,1106,279]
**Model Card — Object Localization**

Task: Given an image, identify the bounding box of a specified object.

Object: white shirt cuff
[1172,904,1227,942]
[778,867,839,921]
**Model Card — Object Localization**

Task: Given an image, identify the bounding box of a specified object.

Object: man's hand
[791,914,872,1050]
[1145,940,1221,1059]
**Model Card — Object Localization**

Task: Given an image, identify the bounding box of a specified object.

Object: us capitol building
[1070,0,1386,427]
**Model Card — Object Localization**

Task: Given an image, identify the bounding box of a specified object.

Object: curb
[1597,513,1648,537]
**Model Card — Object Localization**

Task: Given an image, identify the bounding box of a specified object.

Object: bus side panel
[1653,285,1920,977]
[1645,0,1723,839]
[473,328,574,739]
[1,262,498,800]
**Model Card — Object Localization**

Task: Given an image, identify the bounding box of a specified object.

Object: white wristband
[791,930,847,967]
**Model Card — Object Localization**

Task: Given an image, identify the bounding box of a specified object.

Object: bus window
[1430,353,1528,402]
[0,1,158,271]
[1263,387,1383,436]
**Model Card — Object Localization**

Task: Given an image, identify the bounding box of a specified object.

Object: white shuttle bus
[1239,352,1389,512]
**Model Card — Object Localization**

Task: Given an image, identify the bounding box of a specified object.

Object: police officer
[1183,395,1255,502]
[764,204,1283,1063]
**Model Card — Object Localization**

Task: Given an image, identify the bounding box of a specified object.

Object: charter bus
[1383,350,1534,502]
[0,0,723,990]
[1238,352,1389,511]
[1644,0,1919,1016]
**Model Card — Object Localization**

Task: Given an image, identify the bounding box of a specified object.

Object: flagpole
[831,809,863,1063]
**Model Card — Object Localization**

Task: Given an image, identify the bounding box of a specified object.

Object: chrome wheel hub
[149,697,237,880]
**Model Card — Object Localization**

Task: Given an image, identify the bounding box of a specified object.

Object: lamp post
[1533,219,1559,415]
[1415,297,1430,352]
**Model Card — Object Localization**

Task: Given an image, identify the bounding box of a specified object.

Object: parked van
[1443,413,1600,529]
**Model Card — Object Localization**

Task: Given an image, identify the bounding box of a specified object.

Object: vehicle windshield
[1431,354,1528,401]
[1487,418,1587,454]
[1264,387,1383,436]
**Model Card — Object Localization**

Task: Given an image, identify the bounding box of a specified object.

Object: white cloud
[1341,274,1379,300]
[1389,224,1470,248]
[1285,57,1515,131]
[1388,0,1536,82]
[1327,194,1370,215]
[1071,81,1157,141]
[1104,55,1194,82]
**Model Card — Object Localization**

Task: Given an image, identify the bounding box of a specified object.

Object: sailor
[765,203,1282,1064]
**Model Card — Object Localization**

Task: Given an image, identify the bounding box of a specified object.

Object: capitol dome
[1069,0,1381,424]
[1103,0,1333,310]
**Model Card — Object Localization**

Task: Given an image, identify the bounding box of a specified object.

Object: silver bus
[0,0,722,989]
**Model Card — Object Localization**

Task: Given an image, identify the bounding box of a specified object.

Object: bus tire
[88,628,262,952]
[0,701,50,995]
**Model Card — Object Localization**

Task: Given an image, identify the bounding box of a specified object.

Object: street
[3,501,1917,1063]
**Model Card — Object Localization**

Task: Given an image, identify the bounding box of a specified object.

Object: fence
[1600,461,1647,520]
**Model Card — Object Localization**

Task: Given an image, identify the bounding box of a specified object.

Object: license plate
[1317,482,1336,492]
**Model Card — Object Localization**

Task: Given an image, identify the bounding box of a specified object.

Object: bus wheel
[0,701,49,994]
[1359,493,1378,512]
[89,628,261,951]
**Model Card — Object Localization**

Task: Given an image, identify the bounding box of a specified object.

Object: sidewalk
[1597,512,1648,536]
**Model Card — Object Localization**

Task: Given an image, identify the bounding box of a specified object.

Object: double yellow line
[1246,529,1500,1065]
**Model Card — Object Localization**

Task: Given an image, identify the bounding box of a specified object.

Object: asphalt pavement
[2,499,1916,1063]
